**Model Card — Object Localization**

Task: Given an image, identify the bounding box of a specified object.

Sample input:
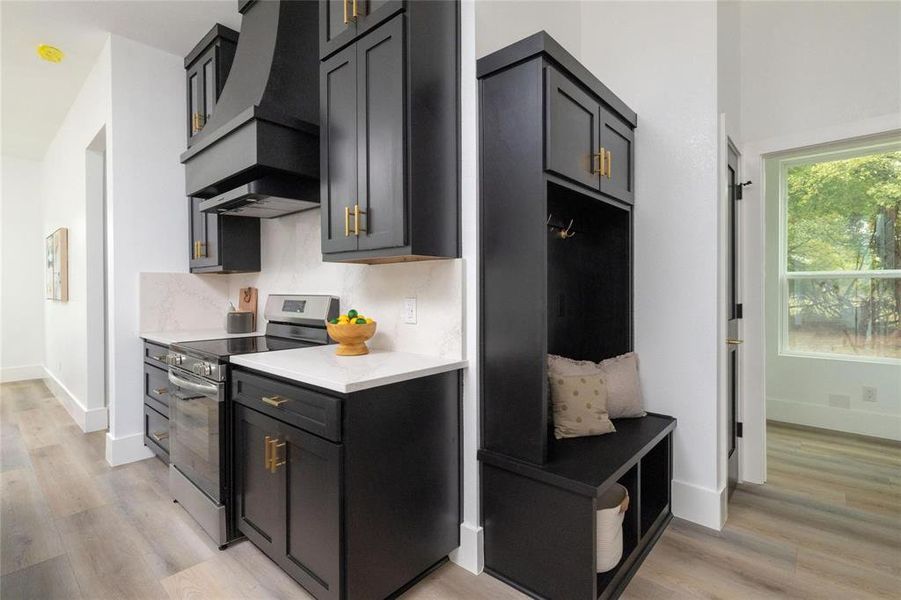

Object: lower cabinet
[234,404,341,600]
[231,367,461,600]
[143,342,170,463]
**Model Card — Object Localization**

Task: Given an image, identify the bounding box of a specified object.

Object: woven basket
[596,483,629,572]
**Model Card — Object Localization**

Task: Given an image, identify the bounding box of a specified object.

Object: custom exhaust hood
[180,0,319,218]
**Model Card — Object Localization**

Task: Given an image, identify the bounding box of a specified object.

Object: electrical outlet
[862,386,877,403]
[403,297,417,324]
[828,394,850,409]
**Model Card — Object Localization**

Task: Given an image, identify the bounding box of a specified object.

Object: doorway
[85,127,109,430]
[726,138,742,497]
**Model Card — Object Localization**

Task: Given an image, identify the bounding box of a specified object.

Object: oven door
[168,367,224,503]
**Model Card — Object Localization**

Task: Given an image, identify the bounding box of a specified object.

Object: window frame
[778,140,901,365]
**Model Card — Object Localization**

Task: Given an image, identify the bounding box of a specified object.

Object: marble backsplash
[139,210,463,359]
[138,272,231,332]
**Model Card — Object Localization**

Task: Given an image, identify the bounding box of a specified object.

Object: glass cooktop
[172,335,318,360]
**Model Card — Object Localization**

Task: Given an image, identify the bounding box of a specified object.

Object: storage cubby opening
[546,182,632,363]
[639,437,670,537]
[596,463,639,597]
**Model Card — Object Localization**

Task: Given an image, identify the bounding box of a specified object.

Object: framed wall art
[45,227,68,301]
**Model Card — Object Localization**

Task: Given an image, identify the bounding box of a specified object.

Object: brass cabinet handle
[344,206,351,237]
[352,0,360,18]
[592,149,605,175]
[153,387,167,395]
[150,431,169,442]
[261,395,287,407]
[605,149,612,179]
[269,438,286,473]
[191,113,205,134]
[726,339,744,345]
[264,435,272,469]
[343,0,349,23]
[151,354,167,362]
[353,203,366,236]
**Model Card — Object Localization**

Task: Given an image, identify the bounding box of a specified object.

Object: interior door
[598,108,634,204]
[235,405,284,556]
[356,14,406,251]
[280,425,342,600]
[726,139,742,497]
[321,44,359,254]
[545,67,601,191]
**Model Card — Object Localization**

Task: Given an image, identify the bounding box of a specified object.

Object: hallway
[1,380,899,599]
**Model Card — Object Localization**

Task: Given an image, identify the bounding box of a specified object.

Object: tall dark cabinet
[478,33,675,599]
[319,0,459,264]
[184,24,261,274]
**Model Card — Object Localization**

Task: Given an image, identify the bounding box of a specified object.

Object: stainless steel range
[166,294,339,547]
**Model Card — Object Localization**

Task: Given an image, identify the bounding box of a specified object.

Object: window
[780,141,900,361]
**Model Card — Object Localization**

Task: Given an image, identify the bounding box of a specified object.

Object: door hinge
[736,422,743,438]
[736,303,743,319]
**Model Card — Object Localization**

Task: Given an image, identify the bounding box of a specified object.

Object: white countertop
[229,345,467,393]
[140,329,260,345]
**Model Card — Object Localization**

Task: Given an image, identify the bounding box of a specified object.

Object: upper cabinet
[185,24,238,147]
[545,66,635,204]
[319,1,460,264]
[320,0,404,59]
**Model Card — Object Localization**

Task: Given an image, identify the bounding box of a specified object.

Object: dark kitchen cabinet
[231,367,460,600]
[320,2,459,264]
[320,0,404,59]
[545,65,635,204]
[188,198,260,273]
[142,342,170,463]
[185,24,238,146]
[184,26,261,274]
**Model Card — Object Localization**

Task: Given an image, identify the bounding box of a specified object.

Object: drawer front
[144,364,171,408]
[144,395,169,418]
[143,341,170,369]
[144,404,170,457]
[232,369,342,442]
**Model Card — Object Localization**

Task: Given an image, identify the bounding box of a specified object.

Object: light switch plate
[403,297,417,324]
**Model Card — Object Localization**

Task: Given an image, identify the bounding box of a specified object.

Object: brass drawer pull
[264,435,271,469]
[261,395,287,407]
[592,149,605,175]
[151,355,167,362]
[726,338,744,345]
[150,431,169,442]
[153,387,168,396]
[352,0,360,19]
[344,205,351,237]
[605,149,612,179]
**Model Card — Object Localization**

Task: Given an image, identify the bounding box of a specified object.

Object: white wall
[105,35,188,464]
[39,39,111,429]
[36,34,188,462]
[1,155,45,381]
[739,1,901,476]
[475,1,725,529]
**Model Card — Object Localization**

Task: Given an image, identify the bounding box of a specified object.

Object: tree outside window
[782,144,900,360]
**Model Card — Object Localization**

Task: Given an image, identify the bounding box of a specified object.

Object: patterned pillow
[548,352,646,419]
[550,374,616,439]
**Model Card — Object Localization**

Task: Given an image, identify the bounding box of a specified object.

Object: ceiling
[1,1,243,160]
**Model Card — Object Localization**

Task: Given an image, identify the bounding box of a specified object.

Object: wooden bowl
[326,321,377,356]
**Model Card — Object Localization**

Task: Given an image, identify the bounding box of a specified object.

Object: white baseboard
[42,367,108,433]
[768,397,901,442]
[105,431,154,467]
[0,364,46,383]
[672,479,726,531]
[449,521,484,574]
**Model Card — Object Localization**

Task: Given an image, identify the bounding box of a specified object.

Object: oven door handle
[168,370,220,397]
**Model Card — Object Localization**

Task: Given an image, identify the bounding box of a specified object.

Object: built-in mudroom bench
[478,32,676,599]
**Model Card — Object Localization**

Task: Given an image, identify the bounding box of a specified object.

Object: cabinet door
[355,0,404,37]
[279,426,342,600]
[356,15,406,251]
[201,53,216,129]
[320,0,358,58]
[189,198,219,270]
[186,64,203,143]
[234,405,284,557]
[321,45,359,254]
[545,67,601,191]
[599,107,635,204]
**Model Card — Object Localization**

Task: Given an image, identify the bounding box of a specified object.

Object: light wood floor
[1,380,899,599]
